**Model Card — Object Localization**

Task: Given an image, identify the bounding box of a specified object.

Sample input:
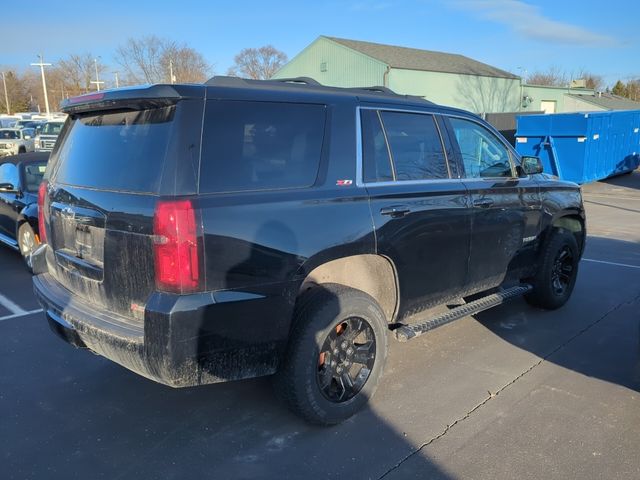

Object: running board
[395,284,533,342]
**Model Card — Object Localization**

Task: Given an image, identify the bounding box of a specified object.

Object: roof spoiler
[61,84,202,114]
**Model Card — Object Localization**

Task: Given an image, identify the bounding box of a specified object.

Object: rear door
[42,97,204,321]
[362,107,472,321]
[443,115,541,291]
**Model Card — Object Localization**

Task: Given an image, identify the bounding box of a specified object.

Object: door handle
[473,198,494,208]
[380,205,411,218]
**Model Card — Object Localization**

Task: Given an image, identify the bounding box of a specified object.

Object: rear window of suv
[200,100,326,193]
[52,107,174,193]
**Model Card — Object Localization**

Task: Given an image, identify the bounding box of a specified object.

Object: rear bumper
[33,273,295,387]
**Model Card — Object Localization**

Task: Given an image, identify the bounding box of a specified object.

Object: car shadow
[3,279,453,480]
[474,235,640,393]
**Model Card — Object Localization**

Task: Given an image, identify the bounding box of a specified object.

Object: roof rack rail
[272,77,321,86]
[352,85,397,95]
[205,76,248,87]
[205,75,322,87]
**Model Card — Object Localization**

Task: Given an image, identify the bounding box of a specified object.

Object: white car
[0,128,36,157]
[34,121,64,152]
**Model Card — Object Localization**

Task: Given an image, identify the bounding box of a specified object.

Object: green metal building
[273,36,522,113]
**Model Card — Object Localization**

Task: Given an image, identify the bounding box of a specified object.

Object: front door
[443,116,541,292]
[361,108,472,321]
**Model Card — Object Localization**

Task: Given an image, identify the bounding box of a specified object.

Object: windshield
[0,130,20,140]
[22,161,47,192]
[41,122,64,135]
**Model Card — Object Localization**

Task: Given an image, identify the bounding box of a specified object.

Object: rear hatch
[41,85,205,323]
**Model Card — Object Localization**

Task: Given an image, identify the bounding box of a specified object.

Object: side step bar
[395,284,533,342]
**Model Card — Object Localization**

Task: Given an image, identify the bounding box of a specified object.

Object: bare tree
[57,53,107,95]
[526,66,568,87]
[115,36,210,85]
[160,44,210,83]
[0,70,30,113]
[227,45,287,80]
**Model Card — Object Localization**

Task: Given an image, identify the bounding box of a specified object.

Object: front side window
[379,111,448,181]
[449,117,513,178]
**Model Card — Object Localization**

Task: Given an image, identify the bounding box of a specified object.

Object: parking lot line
[0,292,28,315]
[582,258,640,270]
[0,309,43,322]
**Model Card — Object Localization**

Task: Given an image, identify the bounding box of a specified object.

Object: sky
[4,0,639,88]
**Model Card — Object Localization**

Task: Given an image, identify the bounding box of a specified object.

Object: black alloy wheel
[316,317,376,403]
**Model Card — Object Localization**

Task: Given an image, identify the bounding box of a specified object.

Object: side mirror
[521,156,543,175]
[0,163,19,191]
[0,182,17,192]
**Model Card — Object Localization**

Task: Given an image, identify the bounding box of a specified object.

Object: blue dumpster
[515,110,640,184]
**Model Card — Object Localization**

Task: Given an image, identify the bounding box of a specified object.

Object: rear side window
[379,111,448,181]
[200,100,325,193]
[361,110,393,182]
[52,106,174,193]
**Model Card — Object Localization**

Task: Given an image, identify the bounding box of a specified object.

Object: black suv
[0,152,48,268]
[32,78,585,425]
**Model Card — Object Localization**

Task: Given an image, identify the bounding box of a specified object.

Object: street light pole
[1,72,10,114]
[30,54,51,116]
[114,72,120,88]
[91,58,104,91]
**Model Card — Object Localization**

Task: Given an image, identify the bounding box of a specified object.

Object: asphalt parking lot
[1,172,639,480]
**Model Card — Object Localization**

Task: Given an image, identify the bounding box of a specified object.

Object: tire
[525,228,579,310]
[274,283,388,425]
[18,146,26,154]
[18,223,38,272]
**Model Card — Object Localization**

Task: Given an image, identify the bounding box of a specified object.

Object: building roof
[567,93,640,111]
[324,36,519,80]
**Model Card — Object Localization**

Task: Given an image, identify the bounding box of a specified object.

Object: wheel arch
[298,254,400,324]
[550,212,586,255]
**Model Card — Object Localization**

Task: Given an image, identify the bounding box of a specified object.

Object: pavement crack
[378,292,640,479]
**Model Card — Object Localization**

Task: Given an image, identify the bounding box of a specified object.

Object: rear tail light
[153,199,201,293]
[37,180,48,244]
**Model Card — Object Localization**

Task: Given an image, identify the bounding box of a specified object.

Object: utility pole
[169,59,176,84]
[30,54,51,116]
[114,71,120,88]
[1,72,10,114]
[90,58,104,91]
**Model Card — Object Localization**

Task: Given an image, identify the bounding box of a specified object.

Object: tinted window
[200,101,325,193]
[42,122,64,135]
[449,117,512,178]
[53,106,174,193]
[22,161,47,192]
[380,111,448,181]
[0,130,19,139]
[361,110,393,182]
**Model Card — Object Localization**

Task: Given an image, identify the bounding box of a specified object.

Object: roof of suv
[62,77,475,118]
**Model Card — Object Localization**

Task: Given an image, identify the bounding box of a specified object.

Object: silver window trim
[356,105,461,188]
[356,105,528,186]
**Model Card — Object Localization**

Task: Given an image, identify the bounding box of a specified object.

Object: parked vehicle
[0,152,49,268]
[0,128,36,157]
[0,116,19,128]
[32,78,586,425]
[14,119,46,131]
[34,121,65,152]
